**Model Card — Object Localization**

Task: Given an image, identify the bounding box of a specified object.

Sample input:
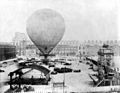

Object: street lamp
[63,67,65,93]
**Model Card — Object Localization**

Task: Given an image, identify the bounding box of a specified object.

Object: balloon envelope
[26,9,65,55]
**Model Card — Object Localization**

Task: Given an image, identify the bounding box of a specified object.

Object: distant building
[0,43,16,61]
[12,32,120,58]
[12,32,28,56]
[51,40,79,56]
[12,32,79,57]
[25,40,80,57]
[79,40,120,57]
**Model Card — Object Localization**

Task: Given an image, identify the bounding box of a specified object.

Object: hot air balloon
[26,9,65,64]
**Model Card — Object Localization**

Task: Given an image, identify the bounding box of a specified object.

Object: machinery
[96,44,114,86]
[88,44,120,87]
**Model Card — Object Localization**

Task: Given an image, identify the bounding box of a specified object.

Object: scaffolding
[96,44,120,86]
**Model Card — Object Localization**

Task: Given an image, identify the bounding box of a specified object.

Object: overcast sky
[0,0,120,42]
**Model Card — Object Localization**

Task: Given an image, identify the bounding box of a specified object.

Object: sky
[0,0,120,42]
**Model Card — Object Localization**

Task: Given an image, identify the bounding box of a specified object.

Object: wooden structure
[88,44,120,86]
[8,63,50,90]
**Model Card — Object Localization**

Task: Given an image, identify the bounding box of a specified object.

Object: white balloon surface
[26,9,65,54]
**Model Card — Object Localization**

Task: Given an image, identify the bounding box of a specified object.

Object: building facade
[51,40,79,56]
[12,32,29,56]
[79,40,120,57]
[0,43,16,61]
[12,32,80,57]
[12,32,120,58]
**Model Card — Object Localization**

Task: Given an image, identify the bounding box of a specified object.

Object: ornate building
[51,40,79,56]
[12,32,27,56]
[12,32,120,58]
[12,32,79,57]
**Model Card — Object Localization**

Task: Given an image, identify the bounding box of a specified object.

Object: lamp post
[63,66,66,93]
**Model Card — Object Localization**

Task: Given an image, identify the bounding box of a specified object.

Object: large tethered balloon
[26,9,65,56]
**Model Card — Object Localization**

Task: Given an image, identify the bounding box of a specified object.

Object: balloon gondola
[26,9,65,65]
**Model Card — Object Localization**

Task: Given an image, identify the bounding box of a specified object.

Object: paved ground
[0,62,19,93]
[0,60,94,92]
[0,57,120,92]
